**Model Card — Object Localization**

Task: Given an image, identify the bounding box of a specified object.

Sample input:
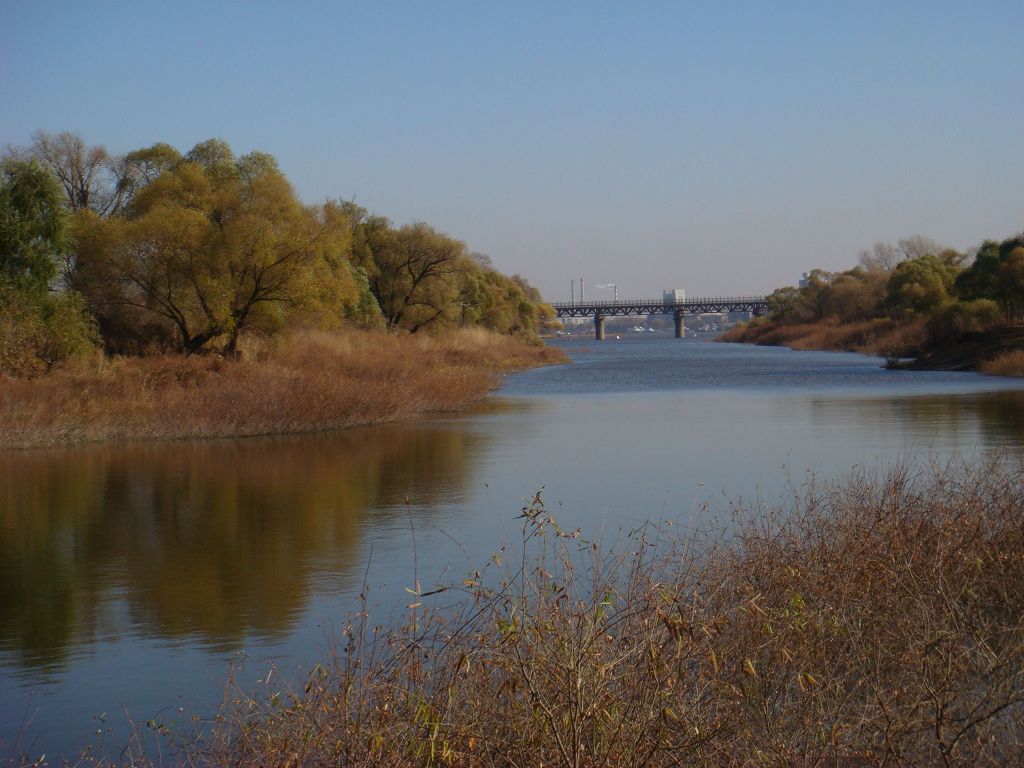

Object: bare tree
[30,130,127,217]
[858,241,903,272]
[898,234,946,261]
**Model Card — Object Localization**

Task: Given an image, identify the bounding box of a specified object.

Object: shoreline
[0,328,568,451]
[719,320,1024,376]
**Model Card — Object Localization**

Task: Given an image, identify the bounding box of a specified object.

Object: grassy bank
[0,329,566,449]
[907,326,1024,374]
[982,349,1024,377]
[718,317,929,359]
[721,318,1024,375]
[36,458,1021,767]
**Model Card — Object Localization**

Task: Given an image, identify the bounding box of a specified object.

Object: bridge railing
[550,295,767,308]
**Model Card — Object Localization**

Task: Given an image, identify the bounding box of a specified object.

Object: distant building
[798,272,811,288]
[683,311,728,332]
[663,288,685,304]
[727,310,752,323]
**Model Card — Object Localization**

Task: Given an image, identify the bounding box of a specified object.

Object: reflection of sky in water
[4,338,1024,757]
[504,337,1024,397]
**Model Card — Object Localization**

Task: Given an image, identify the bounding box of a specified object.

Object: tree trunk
[183,328,221,355]
[222,331,241,358]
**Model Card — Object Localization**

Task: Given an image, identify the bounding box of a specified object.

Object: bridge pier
[594,314,606,340]
[674,311,685,339]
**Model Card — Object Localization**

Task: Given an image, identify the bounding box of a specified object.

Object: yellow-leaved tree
[73,140,373,355]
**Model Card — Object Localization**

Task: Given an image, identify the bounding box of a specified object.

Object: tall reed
[0,329,566,449]
[720,318,930,359]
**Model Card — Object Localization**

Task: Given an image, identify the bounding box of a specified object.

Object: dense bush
[0,287,98,376]
[1,155,100,375]
[927,298,1003,345]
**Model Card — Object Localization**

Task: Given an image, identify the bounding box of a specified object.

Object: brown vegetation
[981,350,1024,378]
[47,458,1024,767]
[720,317,930,359]
[0,328,565,450]
[724,318,1024,377]
[901,326,1024,374]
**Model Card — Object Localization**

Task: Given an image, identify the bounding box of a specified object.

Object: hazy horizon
[3,1,1021,300]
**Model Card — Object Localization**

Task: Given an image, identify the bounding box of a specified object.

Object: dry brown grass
[0,329,566,449]
[722,318,930,359]
[43,458,1021,768]
[981,349,1024,378]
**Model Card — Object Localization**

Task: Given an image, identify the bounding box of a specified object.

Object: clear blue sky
[2,1,1022,299]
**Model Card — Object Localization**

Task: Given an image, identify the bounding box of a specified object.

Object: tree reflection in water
[803,389,1024,451]
[0,422,485,670]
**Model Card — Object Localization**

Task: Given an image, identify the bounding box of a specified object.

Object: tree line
[1,131,554,374]
[763,232,1024,345]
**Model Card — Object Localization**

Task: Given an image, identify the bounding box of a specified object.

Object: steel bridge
[551,296,768,339]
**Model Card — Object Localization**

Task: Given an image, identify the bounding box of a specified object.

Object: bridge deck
[551,296,767,318]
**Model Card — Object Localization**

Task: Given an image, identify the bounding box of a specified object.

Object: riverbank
[37,458,1023,767]
[904,325,1024,374]
[720,317,1024,375]
[0,328,566,450]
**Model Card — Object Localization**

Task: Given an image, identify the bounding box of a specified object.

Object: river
[3,336,1024,758]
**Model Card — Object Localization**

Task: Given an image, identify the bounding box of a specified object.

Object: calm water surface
[4,337,1024,756]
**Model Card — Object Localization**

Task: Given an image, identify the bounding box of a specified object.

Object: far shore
[720,318,1024,377]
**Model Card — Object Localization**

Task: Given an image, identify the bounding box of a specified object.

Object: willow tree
[457,265,552,340]
[370,222,469,332]
[886,252,963,318]
[74,141,364,355]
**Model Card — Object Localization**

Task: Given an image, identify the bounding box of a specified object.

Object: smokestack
[571,279,575,305]
[581,276,585,302]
